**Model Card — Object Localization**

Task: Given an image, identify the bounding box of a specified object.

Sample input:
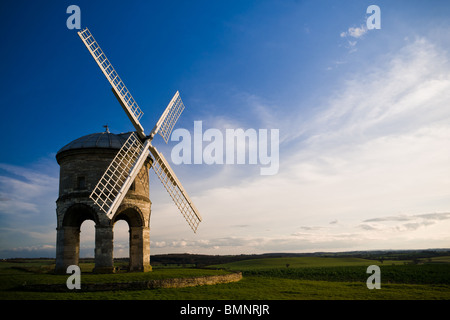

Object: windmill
[77,27,202,233]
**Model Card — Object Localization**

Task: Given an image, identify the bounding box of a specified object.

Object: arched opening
[80,219,95,259]
[113,206,151,272]
[55,204,98,273]
[62,203,98,227]
[114,206,144,228]
[113,220,129,270]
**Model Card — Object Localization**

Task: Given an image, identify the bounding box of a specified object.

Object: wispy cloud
[361,212,450,232]
[0,244,56,259]
[0,159,59,256]
[340,24,368,52]
[340,25,367,39]
[364,212,450,223]
[0,161,58,216]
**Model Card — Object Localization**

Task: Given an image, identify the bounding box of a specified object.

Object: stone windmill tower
[55,128,152,273]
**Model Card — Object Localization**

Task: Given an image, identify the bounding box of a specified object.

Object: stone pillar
[55,226,80,274]
[129,226,151,272]
[93,225,115,273]
[142,226,151,272]
[55,227,65,274]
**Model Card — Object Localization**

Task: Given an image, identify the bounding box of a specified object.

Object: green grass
[429,256,450,263]
[1,257,449,300]
[207,256,450,284]
[209,256,403,270]
[0,260,232,300]
[238,264,450,284]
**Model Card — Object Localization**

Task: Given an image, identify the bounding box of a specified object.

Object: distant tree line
[4,249,449,267]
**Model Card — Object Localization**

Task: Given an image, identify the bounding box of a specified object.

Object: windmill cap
[56,131,133,158]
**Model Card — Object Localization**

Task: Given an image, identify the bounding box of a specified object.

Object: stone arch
[113,204,145,227]
[62,203,99,227]
[56,203,116,274]
[111,204,151,272]
[55,203,101,274]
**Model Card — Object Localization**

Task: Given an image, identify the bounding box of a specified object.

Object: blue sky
[1,0,450,258]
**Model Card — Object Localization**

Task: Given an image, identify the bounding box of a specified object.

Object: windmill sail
[150,91,185,143]
[90,132,150,219]
[78,28,145,139]
[149,145,202,233]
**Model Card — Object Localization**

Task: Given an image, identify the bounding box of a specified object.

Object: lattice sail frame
[90,132,149,219]
[149,146,202,233]
[78,28,145,139]
[150,91,185,143]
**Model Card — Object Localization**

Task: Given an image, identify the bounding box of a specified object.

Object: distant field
[429,256,450,263]
[210,256,450,285]
[1,256,449,300]
[208,256,404,270]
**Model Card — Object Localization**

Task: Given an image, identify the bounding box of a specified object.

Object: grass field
[210,256,401,270]
[1,255,449,300]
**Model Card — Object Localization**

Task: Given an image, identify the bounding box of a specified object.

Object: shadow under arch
[62,203,99,227]
[113,204,145,227]
[112,204,151,272]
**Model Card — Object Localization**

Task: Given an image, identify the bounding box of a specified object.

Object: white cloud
[0,159,59,255]
[340,25,368,53]
[341,26,368,38]
[0,162,58,216]
[364,212,450,223]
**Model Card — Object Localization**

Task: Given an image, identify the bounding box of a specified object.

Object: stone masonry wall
[22,272,243,292]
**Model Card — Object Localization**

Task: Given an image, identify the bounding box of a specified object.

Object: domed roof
[57,130,133,156]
